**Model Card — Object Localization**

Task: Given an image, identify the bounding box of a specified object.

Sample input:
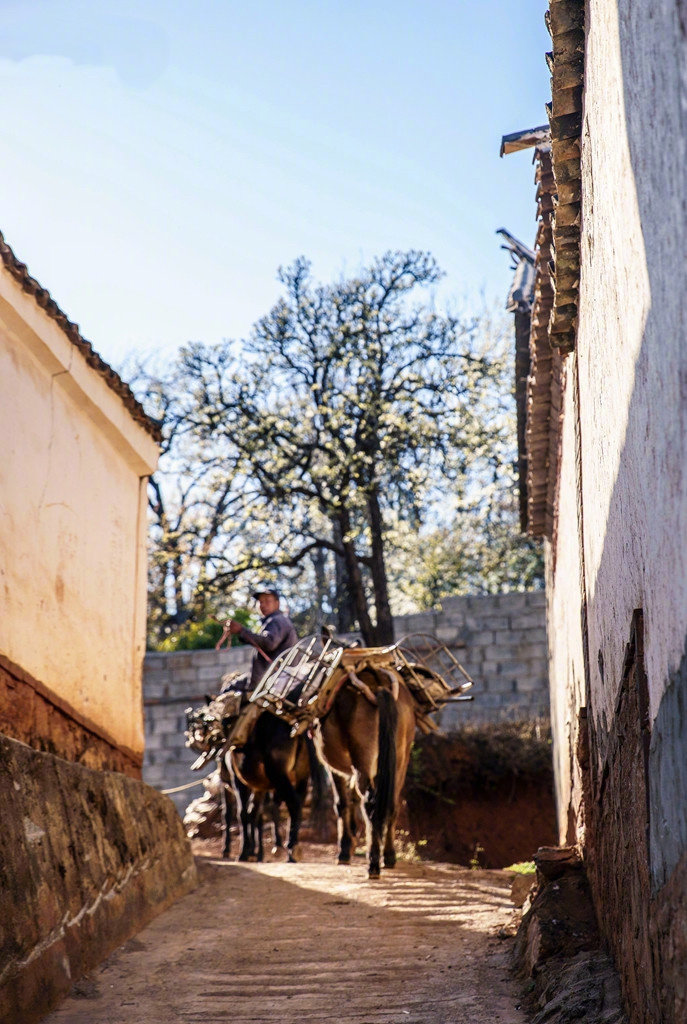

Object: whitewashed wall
[548,0,687,886]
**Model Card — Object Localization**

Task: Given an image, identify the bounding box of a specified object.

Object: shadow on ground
[44,844,528,1024]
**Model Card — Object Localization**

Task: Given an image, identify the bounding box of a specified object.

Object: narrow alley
[44,846,527,1024]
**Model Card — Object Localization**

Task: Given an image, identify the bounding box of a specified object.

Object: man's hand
[214,618,243,650]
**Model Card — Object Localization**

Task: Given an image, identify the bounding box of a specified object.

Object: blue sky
[0,1,550,368]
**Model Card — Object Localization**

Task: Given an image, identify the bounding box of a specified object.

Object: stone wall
[0,735,197,1024]
[143,590,548,812]
[0,654,141,778]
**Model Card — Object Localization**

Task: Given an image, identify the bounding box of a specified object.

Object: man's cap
[251,584,280,600]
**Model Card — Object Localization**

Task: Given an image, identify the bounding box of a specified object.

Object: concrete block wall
[392,590,549,730]
[142,590,548,808]
[143,646,252,814]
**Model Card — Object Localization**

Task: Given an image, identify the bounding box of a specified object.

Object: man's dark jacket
[239,610,298,687]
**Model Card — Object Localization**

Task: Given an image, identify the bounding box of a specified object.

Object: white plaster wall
[578,0,687,729]
[0,270,158,758]
[546,0,687,844]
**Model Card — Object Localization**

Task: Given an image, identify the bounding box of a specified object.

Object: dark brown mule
[185,701,326,862]
[230,710,327,862]
[218,749,286,861]
[312,666,416,878]
[185,702,273,860]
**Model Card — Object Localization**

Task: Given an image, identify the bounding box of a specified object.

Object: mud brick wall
[142,591,548,809]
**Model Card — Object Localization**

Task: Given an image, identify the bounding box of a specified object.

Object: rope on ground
[160,779,206,795]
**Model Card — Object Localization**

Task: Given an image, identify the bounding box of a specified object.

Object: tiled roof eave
[545,0,585,355]
[525,147,564,540]
[0,231,162,444]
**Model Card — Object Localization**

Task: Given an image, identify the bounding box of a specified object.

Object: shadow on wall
[572,4,687,1022]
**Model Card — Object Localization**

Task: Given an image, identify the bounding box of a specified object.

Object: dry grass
[406,718,553,799]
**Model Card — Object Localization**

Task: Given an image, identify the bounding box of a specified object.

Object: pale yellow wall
[0,267,158,759]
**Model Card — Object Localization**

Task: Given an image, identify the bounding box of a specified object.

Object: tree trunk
[170,553,185,621]
[332,520,356,633]
[312,547,327,633]
[337,509,376,645]
[366,488,395,645]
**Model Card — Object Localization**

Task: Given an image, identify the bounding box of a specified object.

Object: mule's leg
[384,726,414,869]
[265,794,284,853]
[330,772,355,865]
[382,810,397,869]
[234,778,254,861]
[221,782,233,859]
[292,776,308,859]
[349,786,362,840]
[270,773,305,863]
[272,798,284,852]
[359,772,383,879]
[251,793,265,862]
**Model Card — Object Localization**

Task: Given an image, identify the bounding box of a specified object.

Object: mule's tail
[305,734,330,839]
[372,687,398,833]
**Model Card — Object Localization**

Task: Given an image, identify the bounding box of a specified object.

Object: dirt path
[45,844,528,1024]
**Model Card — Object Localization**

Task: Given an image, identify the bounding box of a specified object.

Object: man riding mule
[213,583,300,757]
[185,584,322,861]
[216,585,298,692]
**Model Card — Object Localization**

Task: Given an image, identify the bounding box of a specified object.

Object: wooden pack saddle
[248,633,474,736]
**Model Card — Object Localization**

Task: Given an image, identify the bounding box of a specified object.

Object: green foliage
[505,861,536,874]
[176,252,520,642]
[380,307,543,610]
[157,618,223,651]
[155,608,256,651]
[394,830,428,863]
[387,506,543,613]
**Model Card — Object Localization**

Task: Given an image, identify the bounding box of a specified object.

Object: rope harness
[160,778,206,795]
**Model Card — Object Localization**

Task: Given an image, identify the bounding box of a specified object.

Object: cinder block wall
[395,590,548,730]
[143,646,252,814]
[143,590,548,810]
